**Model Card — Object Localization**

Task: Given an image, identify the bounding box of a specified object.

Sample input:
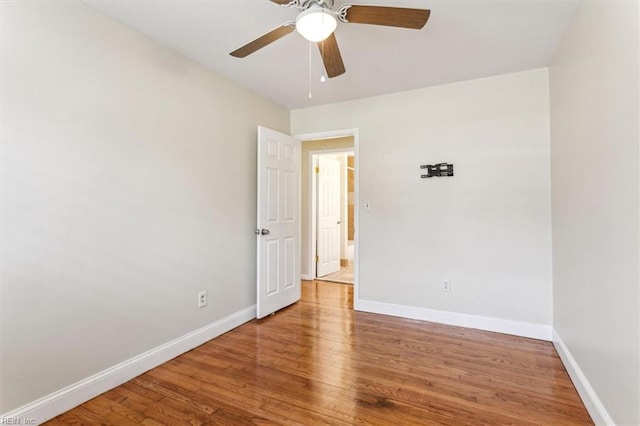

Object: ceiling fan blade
[230,24,295,58]
[344,5,430,29]
[317,33,346,78]
[270,0,295,5]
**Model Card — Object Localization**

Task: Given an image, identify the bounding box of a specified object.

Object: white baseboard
[2,305,256,425]
[552,329,614,425]
[356,299,552,341]
[300,274,314,281]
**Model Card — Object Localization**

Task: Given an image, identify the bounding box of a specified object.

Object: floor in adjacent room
[46,281,592,425]
[320,261,354,284]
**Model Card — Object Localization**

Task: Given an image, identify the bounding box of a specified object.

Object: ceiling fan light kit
[296,7,338,42]
[230,0,431,79]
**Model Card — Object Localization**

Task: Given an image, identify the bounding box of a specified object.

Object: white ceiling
[84,0,580,109]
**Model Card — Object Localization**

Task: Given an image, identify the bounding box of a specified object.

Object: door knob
[337,221,342,225]
[260,228,270,235]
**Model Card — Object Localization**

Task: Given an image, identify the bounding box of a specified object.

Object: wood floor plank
[204,320,584,417]
[81,396,144,425]
[45,281,593,425]
[196,332,576,425]
[161,359,345,425]
[103,385,194,426]
[45,405,112,425]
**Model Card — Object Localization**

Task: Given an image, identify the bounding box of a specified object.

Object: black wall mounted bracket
[420,163,454,179]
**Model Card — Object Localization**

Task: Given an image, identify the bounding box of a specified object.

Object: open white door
[256,126,301,319]
[316,156,341,277]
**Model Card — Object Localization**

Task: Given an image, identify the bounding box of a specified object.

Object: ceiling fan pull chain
[308,41,313,99]
[320,32,326,83]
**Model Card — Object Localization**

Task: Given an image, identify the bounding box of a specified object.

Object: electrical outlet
[198,291,207,308]
[442,279,451,292]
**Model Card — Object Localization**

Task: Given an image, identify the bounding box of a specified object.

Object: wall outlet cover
[198,291,207,308]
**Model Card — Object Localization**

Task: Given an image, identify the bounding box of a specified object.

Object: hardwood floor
[46,281,592,425]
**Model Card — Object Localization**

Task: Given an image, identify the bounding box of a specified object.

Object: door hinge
[315,166,320,174]
[316,255,319,262]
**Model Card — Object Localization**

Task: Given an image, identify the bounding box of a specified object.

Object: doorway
[296,130,358,301]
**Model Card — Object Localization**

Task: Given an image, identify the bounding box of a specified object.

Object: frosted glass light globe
[296,8,337,42]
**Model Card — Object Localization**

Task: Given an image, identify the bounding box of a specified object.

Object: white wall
[292,69,553,331]
[0,1,289,414]
[549,1,640,424]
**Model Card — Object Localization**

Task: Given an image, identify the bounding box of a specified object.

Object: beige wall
[339,154,348,260]
[549,1,640,424]
[347,155,355,241]
[292,69,553,328]
[300,137,354,277]
[1,1,289,413]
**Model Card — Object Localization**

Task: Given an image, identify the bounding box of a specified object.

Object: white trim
[300,274,314,280]
[2,305,256,424]
[295,128,360,308]
[358,299,552,341]
[353,130,360,310]
[319,278,353,285]
[295,128,358,141]
[552,329,614,426]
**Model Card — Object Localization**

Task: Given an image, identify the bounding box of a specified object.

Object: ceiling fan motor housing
[295,0,334,11]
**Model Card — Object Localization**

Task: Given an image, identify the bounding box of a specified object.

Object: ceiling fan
[230,0,431,78]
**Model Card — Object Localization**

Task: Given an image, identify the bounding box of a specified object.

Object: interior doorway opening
[297,132,358,296]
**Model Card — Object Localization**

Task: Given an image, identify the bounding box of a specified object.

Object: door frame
[295,128,360,310]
